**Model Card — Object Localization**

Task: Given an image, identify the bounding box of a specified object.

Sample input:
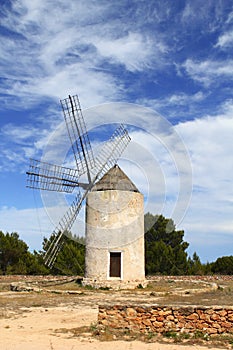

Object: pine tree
[145,214,189,275]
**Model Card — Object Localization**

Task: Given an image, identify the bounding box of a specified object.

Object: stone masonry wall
[98,305,233,335]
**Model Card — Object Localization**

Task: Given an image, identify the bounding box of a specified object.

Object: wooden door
[109,252,121,277]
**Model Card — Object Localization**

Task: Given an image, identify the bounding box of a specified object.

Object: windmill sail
[26,159,80,193]
[93,124,131,180]
[43,190,83,267]
[60,95,95,181]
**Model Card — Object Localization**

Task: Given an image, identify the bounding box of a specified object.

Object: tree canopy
[210,256,233,275]
[0,231,48,275]
[145,214,189,275]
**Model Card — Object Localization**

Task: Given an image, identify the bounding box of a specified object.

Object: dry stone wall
[98,305,233,335]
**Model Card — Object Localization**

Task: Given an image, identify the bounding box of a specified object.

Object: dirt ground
[0,275,233,350]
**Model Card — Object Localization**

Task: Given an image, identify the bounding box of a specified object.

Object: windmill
[26,95,131,269]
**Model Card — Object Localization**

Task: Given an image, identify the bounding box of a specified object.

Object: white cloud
[94,32,167,72]
[2,124,43,144]
[215,30,233,48]
[167,91,206,105]
[182,58,233,86]
[1,149,25,166]
[0,122,65,173]
[142,91,206,107]
[226,10,233,24]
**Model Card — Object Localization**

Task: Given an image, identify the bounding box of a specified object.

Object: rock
[136,307,146,313]
[100,319,109,326]
[155,316,164,322]
[152,321,163,327]
[10,282,40,292]
[167,315,175,321]
[219,310,227,317]
[221,321,232,328]
[142,319,152,326]
[207,327,218,334]
[126,307,137,317]
[187,313,199,320]
[161,309,172,316]
[106,309,118,315]
[210,313,221,321]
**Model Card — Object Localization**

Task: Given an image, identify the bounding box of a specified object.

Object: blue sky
[0,0,233,263]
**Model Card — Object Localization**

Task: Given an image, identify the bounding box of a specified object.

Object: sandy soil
[0,303,222,350]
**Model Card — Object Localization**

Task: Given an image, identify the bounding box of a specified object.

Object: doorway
[109,252,121,278]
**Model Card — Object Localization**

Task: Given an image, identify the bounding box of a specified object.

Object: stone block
[187,313,199,320]
[207,327,218,334]
[136,307,146,313]
[221,321,232,328]
[206,308,214,315]
[152,321,163,328]
[210,313,221,321]
[126,307,137,317]
[167,315,175,321]
[107,309,118,315]
[199,313,211,322]
[177,321,186,329]
[161,309,172,316]
[100,319,109,326]
[157,316,165,322]
[196,321,208,329]
[212,322,221,329]
[218,310,227,317]
[142,319,152,326]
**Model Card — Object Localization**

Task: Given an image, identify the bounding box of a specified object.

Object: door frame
[108,250,123,280]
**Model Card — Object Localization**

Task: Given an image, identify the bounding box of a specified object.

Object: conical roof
[92,164,139,192]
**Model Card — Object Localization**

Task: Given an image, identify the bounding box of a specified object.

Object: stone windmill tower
[26,94,145,288]
[83,164,146,289]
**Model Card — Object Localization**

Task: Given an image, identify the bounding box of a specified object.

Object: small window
[109,252,121,278]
